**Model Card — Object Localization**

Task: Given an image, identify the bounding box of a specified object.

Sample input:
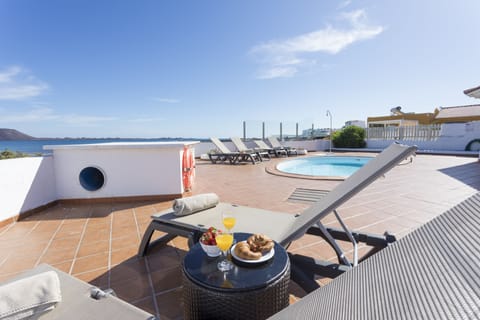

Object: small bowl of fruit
[199,227,222,257]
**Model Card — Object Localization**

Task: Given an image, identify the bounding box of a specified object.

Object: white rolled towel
[173,193,219,216]
[0,271,62,320]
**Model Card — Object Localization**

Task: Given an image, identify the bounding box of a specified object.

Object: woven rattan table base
[183,267,290,320]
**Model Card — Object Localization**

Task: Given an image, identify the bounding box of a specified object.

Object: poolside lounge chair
[267,136,298,156]
[138,143,417,290]
[208,137,261,165]
[0,264,156,320]
[269,192,480,319]
[231,137,271,161]
[253,139,287,157]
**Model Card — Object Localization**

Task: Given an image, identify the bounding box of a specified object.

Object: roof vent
[79,166,105,191]
[390,106,404,115]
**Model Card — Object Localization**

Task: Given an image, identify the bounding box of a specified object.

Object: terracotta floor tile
[111,274,152,302]
[81,228,111,243]
[49,260,73,274]
[0,224,36,240]
[54,223,85,239]
[112,225,139,239]
[72,252,109,274]
[111,235,140,252]
[49,234,82,251]
[289,240,338,261]
[146,248,181,271]
[287,233,325,251]
[21,230,55,245]
[0,255,39,275]
[0,272,22,282]
[33,220,63,233]
[38,247,76,265]
[149,266,183,294]
[132,296,157,317]
[77,239,110,258]
[86,219,111,231]
[155,288,184,320]
[73,267,109,288]
[110,260,148,285]
[110,245,142,266]
[168,237,189,251]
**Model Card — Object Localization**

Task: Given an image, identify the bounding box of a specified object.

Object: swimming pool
[276,156,372,178]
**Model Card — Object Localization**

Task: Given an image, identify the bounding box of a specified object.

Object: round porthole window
[79,167,105,191]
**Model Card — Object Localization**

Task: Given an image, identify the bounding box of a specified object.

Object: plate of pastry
[231,234,275,264]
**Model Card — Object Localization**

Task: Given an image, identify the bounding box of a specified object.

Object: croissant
[247,234,274,253]
[234,241,262,260]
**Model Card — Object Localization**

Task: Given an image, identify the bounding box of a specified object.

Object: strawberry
[200,226,222,245]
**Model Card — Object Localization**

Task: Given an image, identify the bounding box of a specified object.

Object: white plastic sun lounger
[139,143,417,290]
[0,264,156,320]
[267,136,298,156]
[231,137,271,161]
[269,192,480,319]
[208,137,260,164]
[253,139,287,157]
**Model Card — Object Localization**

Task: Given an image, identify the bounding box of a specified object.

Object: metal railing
[366,124,441,141]
[242,121,329,140]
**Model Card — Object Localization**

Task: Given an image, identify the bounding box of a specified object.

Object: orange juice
[222,217,236,231]
[216,234,234,251]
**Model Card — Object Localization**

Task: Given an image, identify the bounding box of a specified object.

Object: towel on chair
[173,193,219,216]
[0,271,62,320]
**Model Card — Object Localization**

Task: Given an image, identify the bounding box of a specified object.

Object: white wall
[0,143,195,222]
[52,147,184,199]
[366,135,480,151]
[283,139,328,151]
[366,122,480,151]
[0,156,56,221]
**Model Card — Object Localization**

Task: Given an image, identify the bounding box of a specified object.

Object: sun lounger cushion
[0,271,61,320]
[173,193,220,216]
[1,264,156,320]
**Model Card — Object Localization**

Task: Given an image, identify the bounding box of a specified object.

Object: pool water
[277,156,372,177]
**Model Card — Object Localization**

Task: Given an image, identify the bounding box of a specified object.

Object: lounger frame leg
[306,226,396,248]
[138,221,205,257]
[291,222,397,293]
[138,222,178,257]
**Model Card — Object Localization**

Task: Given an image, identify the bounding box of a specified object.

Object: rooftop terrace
[1,152,479,319]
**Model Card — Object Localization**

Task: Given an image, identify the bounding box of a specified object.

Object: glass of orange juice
[216,232,234,271]
[222,211,236,232]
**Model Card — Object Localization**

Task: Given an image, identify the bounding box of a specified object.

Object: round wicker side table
[183,233,290,320]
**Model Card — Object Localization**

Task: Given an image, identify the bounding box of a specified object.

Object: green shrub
[0,149,29,160]
[332,126,366,148]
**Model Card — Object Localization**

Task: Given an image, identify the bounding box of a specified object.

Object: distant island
[0,128,34,140]
[0,128,208,142]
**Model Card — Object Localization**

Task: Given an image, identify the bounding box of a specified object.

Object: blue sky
[0,0,479,138]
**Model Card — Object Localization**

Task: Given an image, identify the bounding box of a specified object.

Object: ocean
[0,138,206,154]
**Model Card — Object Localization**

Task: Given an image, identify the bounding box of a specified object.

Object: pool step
[287,188,329,203]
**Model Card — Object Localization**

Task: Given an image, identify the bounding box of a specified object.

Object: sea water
[0,138,204,154]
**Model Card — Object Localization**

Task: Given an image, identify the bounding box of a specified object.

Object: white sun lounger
[0,264,156,320]
[208,137,261,164]
[253,139,287,157]
[231,137,270,161]
[267,136,297,156]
